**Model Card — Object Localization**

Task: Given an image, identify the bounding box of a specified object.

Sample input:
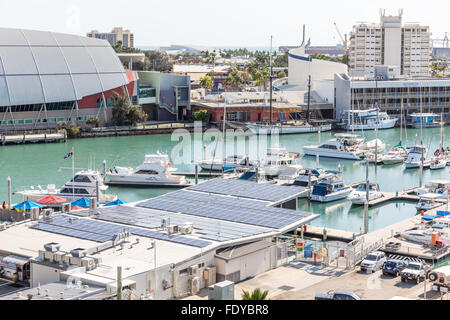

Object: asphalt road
[0,279,28,297]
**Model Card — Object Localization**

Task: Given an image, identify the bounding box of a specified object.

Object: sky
[0,0,449,48]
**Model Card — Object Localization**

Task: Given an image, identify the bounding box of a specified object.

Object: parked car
[400,261,432,284]
[360,251,387,273]
[315,290,366,300]
[382,259,409,277]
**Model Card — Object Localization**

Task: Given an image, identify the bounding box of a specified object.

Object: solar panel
[34,215,211,248]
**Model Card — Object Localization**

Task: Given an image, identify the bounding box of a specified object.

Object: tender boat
[260,148,301,176]
[105,153,189,187]
[415,193,443,211]
[199,154,253,172]
[303,135,365,161]
[404,145,430,169]
[358,139,386,153]
[401,227,449,245]
[382,147,408,165]
[338,108,398,130]
[292,168,336,187]
[348,182,383,205]
[15,170,117,204]
[311,174,353,203]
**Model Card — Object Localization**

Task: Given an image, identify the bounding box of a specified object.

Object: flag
[64,149,73,159]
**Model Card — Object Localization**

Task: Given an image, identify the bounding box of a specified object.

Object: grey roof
[0,281,105,300]
[0,28,129,107]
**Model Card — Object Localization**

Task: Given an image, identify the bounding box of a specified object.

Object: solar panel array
[138,189,313,229]
[187,178,306,202]
[71,205,273,242]
[31,214,212,248]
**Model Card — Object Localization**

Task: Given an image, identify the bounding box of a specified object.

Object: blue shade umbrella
[104,199,127,207]
[70,198,91,208]
[13,201,43,210]
[422,215,436,222]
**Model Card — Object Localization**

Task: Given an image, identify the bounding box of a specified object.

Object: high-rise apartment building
[87,27,134,48]
[349,10,431,78]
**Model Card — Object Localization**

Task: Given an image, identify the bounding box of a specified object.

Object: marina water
[0,127,448,234]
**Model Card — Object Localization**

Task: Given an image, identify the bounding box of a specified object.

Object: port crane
[432,32,449,48]
[334,22,348,53]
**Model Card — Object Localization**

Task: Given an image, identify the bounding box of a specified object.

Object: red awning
[70,206,83,211]
[37,195,67,204]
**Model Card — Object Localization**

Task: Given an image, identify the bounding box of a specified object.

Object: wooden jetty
[1,132,66,145]
[302,225,356,243]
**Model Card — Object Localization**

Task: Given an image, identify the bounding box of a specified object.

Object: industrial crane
[432,32,449,48]
[334,22,348,53]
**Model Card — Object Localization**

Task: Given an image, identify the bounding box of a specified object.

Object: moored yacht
[198,155,253,172]
[338,109,398,130]
[105,153,189,187]
[382,147,408,165]
[260,148,301,176]
[348,182,383,205]
[430,152,447,170]
[303,136,365,161]
[311,174,353,203]
[292,168,337,187]
[246,121,332,135]
[15,170,117,204]
[404,145,430,169]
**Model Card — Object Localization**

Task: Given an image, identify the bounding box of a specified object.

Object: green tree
[276,70,287,79]
[241,288,269,301]
[127,106,148,126]
[254,69,270,91]
[145,50,173,72]
[112,90,147,126]
[192,110,211,123]
[112,40,123,53]
[226,68,244,89]
[309,53,331,61]
[86,117,100,127]
[273,53,288,68]
[200,75,214,91]
[66,122,81,138]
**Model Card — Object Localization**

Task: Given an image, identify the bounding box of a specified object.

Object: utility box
[203,267,217,287]
[208,280,234,300]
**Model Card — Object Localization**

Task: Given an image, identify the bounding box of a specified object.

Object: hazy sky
[0,0,448,48]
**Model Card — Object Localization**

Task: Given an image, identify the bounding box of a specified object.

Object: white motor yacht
[348,182,383,205]
[198,154,253,172]
[310,174,353,203]
[400,229,437,245]
[105,153,189,187]
[338,109,398,131]
[260,148,301,176]
[358,139,386,153]
[292,168,337,187]
[404,145,430,169]
[15,170,117,204]
[415,193,444,211]
[382,147,408,165]
[303,137,365,161]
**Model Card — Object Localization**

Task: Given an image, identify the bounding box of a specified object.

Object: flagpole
[72,147,75,201]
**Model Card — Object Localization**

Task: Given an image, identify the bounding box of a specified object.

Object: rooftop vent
[70,248,87,258]
[44,243,61,253]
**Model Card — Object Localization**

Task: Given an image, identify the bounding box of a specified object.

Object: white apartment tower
[87,27,134,48]
[349,9,431,78]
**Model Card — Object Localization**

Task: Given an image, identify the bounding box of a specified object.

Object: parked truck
[400,261,432,284]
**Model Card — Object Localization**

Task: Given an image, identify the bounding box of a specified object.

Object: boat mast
[400,98,403,143]
[269,35,273,125]
[307,75,311,124]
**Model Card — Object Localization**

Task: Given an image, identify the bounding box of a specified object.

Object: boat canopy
[70,198,91,208]
[12,201,43,210]
[104,199,127,207]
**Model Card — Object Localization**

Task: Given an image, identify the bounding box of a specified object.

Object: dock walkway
[1,132,66,145]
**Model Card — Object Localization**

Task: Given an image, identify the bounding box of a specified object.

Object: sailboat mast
[269,35,273,125]
[400,98,403,142]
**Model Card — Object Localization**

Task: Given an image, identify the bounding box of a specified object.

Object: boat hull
[247,124,332,135]
[311,188,353,203]
[341,119,398,131]
[303,147,362,160]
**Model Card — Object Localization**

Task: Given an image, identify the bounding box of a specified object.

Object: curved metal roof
[0,28,129,107]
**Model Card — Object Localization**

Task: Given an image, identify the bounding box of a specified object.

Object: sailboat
[382,102,408,165]
[246,32,332,135]
[430,114,448,170]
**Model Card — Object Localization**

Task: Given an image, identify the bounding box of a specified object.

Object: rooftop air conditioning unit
[188,265,198,276]
[168,225,179,235]
[53,252,66,264]
[189,277,200,295]
[81,257,95,270]
[180,223,193,235]
[43,209,53,218]
[44,242,61,252]
[70,248,87,258]
[31,207,40,221]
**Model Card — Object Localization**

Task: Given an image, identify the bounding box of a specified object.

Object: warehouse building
[0,28,138,131]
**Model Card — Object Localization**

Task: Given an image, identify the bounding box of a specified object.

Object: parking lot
[272,268,450,300]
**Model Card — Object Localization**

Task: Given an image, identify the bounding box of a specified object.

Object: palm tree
[200,75,214,92]
[241,288,269,300]
[226,68,243,90]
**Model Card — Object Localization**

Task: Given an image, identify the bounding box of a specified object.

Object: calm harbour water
[0,127,448,233]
